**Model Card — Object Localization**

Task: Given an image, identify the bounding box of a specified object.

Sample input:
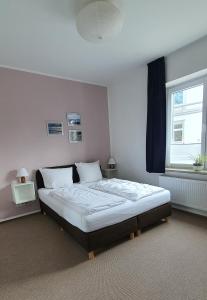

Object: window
[174,91,183,106]
[173,121,184,143]
[166,77,207,168]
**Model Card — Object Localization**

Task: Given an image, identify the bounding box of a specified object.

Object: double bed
[36,164,171,259]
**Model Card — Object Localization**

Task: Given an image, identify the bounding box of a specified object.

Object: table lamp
[108,157,116,169]
[16,168,29,183]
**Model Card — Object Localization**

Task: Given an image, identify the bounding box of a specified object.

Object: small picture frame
[69,130,82,143]
[66,112,81,126]
[47,121,64,136]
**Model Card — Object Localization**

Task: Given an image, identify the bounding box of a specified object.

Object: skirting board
[172,203,207,217]
[0,209,41,223]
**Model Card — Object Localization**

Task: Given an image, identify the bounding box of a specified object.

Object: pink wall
[0,68,110,221]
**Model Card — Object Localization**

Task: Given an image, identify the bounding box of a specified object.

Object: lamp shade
[16,168,29,178]
[108,157,116,165]
[76,1,124,43]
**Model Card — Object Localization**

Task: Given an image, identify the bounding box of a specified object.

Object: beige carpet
[0,210,207,300]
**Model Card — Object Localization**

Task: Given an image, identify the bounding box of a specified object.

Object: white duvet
[48,185,126,216]
[88,178,164,201]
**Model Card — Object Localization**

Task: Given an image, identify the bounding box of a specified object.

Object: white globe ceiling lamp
[76,1,124,43]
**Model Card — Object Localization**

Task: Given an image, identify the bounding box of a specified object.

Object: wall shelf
[11,181,36,205]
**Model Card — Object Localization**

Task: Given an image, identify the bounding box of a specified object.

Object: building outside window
[166,77,207,168]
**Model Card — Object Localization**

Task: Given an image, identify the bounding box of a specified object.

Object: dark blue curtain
[146,57,166,173]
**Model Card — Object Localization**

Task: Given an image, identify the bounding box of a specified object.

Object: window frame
[166,76,207,170]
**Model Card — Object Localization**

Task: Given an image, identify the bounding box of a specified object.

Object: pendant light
[76,1,124,43]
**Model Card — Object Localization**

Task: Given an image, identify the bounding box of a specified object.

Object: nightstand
[11,181,36,204]
[102,168,118,179]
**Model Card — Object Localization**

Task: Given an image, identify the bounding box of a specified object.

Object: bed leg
[162,217,168,223]
[135,229,141,237]
[43,211,46,216]
[130,232,135,240]
[60,227,64,232]
[88,251,95,260]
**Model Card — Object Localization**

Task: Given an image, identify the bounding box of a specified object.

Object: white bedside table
[11,181,36,204]
[102,168,118,179]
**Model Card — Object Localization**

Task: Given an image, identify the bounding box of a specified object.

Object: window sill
[166,167,207,175]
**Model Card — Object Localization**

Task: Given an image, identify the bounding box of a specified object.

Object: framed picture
[66,112,81,126]
[69,130,82,143]
[47,121,63,136]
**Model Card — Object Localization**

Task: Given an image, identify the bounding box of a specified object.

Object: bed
[36,164,171,259]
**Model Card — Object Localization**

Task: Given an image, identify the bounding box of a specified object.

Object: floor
[0,209,207,300]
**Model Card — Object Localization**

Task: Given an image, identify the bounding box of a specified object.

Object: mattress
[38,185,170,233]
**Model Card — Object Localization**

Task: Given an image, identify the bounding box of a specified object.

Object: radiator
[159,175,207,214]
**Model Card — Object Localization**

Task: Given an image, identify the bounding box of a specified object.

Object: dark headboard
[36,164,80,189]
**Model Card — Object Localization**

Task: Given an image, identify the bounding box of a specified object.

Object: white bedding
[48,185,126,215]
[87,178,164,201]
[38,184,170,232]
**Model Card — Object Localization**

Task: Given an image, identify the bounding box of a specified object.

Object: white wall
[167,36,207,82]
[108,36,207,185]
[108,66,158,185]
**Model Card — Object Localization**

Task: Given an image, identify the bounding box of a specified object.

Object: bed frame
[36,164,171,259]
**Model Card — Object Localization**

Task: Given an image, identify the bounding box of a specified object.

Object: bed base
[40,200,171,259]
[40,200,137,259]
[137,203,171,234]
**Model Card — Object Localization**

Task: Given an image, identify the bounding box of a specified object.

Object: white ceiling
[0,0,207,86]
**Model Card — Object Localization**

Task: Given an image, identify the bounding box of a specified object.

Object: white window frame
[166,76,207,169]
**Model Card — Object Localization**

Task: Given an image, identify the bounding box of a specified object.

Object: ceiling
[0,0,207,86]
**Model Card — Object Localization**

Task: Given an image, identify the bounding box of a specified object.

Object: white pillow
[75,161,102,183]
[40,167,73,189]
